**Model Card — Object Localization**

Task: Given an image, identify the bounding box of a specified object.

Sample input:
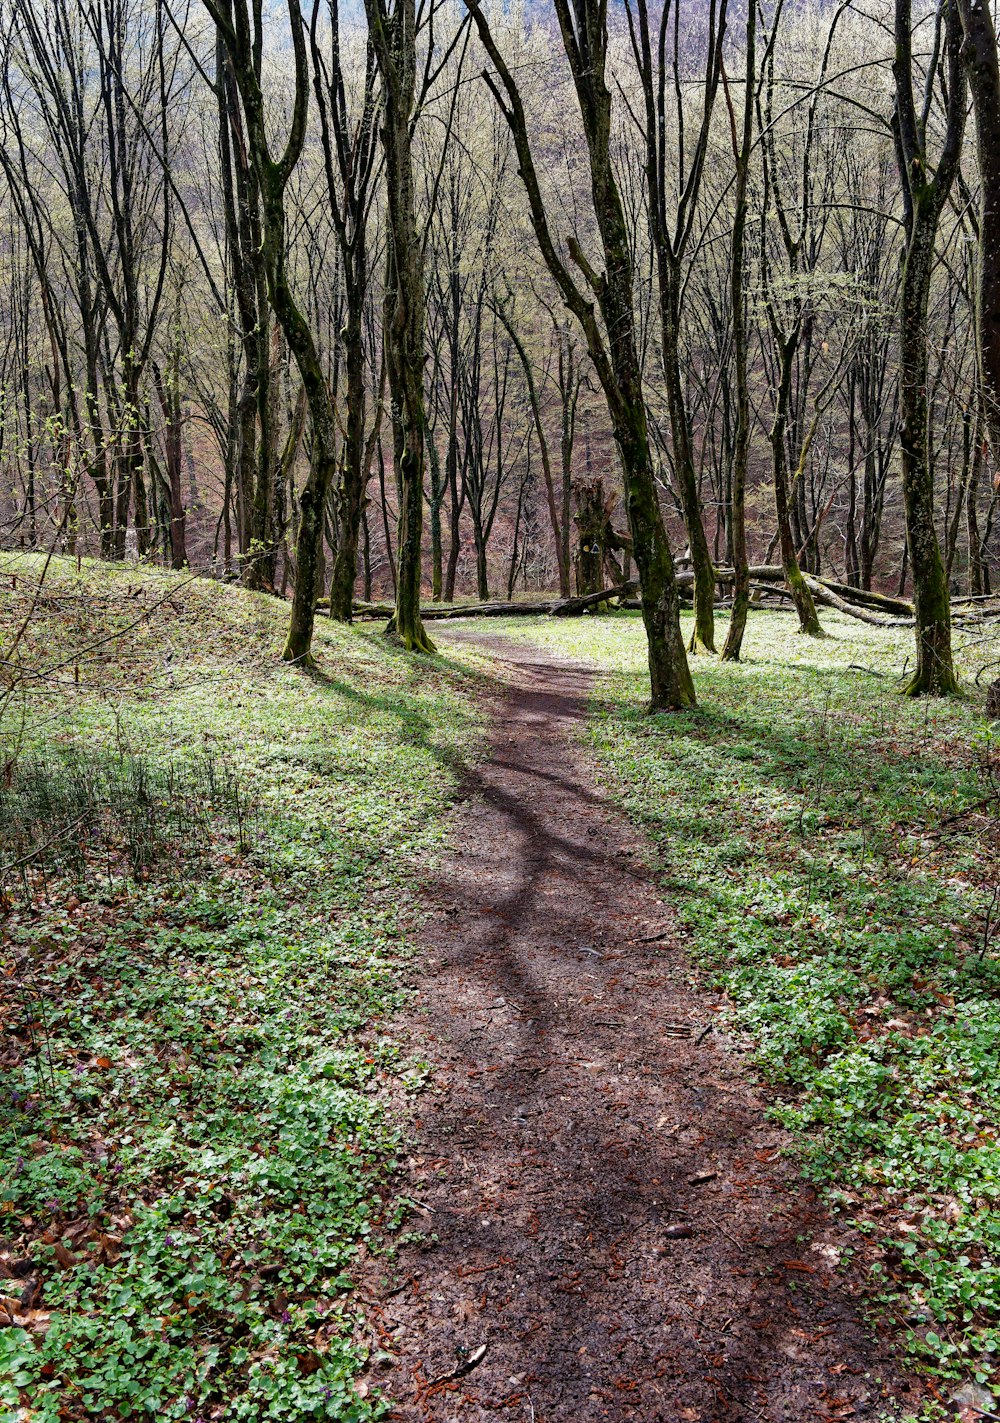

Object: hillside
[0,555,480,1421]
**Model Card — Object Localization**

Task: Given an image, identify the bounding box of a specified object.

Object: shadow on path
[368,632,912,1423]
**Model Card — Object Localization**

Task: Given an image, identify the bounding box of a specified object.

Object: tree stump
[572,477,632,599]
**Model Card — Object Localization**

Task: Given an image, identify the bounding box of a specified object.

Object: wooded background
[0,0,997,677]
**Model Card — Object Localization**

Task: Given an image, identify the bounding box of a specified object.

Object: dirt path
[370,635,911,1422]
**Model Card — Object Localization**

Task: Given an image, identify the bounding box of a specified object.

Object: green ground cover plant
[481,610,1000,1396]
[0,555,479,1422]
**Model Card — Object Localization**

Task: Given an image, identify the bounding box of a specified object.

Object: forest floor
[3,559,1000,1423]
[367,613,1000,1423]
[0,554,483,1423]
[367,630,914,1423]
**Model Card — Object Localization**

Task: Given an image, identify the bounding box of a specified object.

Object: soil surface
[366,634,913,1422]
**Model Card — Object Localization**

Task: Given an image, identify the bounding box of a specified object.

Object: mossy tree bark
[498,305,571,598]
[958,0,1000,519]
[771,338,823,636]
[897,217,960,693]
[203,0,338,666]
[573,480,607,596]
[893,0,966,694]
[467,0,694,709]
[572,477,632,597]
[309,7,380,624]
[364,0,434,653]
[721,0,757,662]
[625,0,728,656]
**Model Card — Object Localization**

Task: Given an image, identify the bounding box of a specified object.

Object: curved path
[368,634,910,1423]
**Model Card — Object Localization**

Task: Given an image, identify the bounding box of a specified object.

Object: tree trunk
[206,0,335,664]
[957,0,998,610]
[153,360,187,571]
[897,213,959,694]
[329,294,368,621]
[573,479,605,596]
[721,2,755,662]
[946,404,978,579]
[427,427,445,602]
[444,462,463,602]
[250,321,281,589]
[893,0,965,694]
[471,505,490,600]
[362,507,373,601]
[467,0,694,708]
[771,342,823,635]
[367,0,433,653]
[500,306,570,596]
[968,422,985,595]
[628,0,726,655]
[661,276,716,652]
[959,0,1000,459]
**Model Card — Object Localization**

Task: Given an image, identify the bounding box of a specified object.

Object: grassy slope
[0,555,480,1422]
[473,609,1000,1405]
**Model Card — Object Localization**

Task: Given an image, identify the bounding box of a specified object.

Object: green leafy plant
[0,553,481,1420]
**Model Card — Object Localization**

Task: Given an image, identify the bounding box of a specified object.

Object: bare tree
[363,0,434,650]
[720,0,759,660]
[625,0,729,654]
[467,0,695,709]
[309,0,381,621]
[958,0,1000,457]
[203,0,338,664]
[892,0,966,694]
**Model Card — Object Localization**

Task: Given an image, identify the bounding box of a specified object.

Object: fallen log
[551,583,637,615]
[954,608,1000,626]
[808,578,913,617]
[750,581,795,602]
[345,600,394,618]
[321,569,918,627]
[334,584,639,622]
[800,573,913,627]
[706,565,915,617]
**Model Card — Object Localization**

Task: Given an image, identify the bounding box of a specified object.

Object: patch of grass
[0,555,480,1421]
[473,609,1000,1394]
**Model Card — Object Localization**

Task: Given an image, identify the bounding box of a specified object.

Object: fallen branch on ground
[314,567,934,627]
[325,585,639,621]
[800,573,914,628]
